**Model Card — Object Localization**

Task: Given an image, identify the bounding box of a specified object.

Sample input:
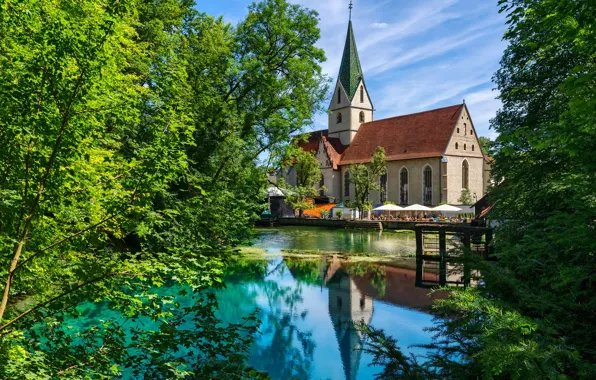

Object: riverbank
[257,217,471,231]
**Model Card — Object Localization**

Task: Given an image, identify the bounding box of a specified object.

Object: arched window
[464,143,467,150]
[344,172,350,197]
[400,168,409,205]
[337,89,341,104]
[423,166,433,205]
[472,144,475,152]
[360,85,364,103]
[462,160,469,189]
[464,123,467,135]
[359,111,365,123]
[336,112,342,124]
[457,128,460,134]
[470,129,474,136]
[380,173,387,203]
[455,142,459,150]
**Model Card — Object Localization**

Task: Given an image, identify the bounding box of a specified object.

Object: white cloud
[286,0,507,136]
[370,22,389,29]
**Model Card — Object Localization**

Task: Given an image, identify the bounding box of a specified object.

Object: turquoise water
[218,226,443,380]
[218,255,440,380]
[54,227,440,379]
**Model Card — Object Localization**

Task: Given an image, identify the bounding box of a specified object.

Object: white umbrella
[373,204,404,211]
[432,204,462,212]
[266,186,285,197]
[403,204,432,211]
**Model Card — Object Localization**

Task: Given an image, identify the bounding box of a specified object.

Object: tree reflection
[218,258,317,379]
[344,262,387,297]
[284,257,325,286]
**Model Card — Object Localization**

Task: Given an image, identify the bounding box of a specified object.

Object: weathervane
[349,0,353,20]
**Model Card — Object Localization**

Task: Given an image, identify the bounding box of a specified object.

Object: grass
[391,229,415,235]
[237,246,416,266]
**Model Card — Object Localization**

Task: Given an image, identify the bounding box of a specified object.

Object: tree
[477,136,494,156]
[348,146,386,218]
[0,0,328,377]
[458,188,474,205]
[279,146,324,218]
[362,0,596,378]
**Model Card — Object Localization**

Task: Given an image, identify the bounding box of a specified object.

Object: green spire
[338,20,363,101]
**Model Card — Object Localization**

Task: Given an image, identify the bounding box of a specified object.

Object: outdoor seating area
[288,201,475,224]
[369,204,474,223]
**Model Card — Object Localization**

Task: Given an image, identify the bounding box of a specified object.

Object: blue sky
[196,0,508,139]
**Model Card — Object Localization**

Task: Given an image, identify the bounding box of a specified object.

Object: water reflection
[217,257,444,380]
[253,227,416,256]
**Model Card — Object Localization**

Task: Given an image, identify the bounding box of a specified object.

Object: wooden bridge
[415,224,494,288]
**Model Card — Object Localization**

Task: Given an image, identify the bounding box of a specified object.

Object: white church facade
[287,16,491,206]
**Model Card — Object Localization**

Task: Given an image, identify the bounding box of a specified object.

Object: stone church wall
[444,155,484,205]
[341,158,443,206]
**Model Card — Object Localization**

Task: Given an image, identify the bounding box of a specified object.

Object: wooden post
[463,230,471,287]
[485,229,493,260]
[415,227,423,287]
[439,229,447,286]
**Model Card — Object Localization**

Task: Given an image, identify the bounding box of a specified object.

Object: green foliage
[485,0,595,376]
[335,209,343,219]
[358,323,427,380]
[283,258,321,285]
[362,0,596,378]
[478,136,494,156]
[279,146,324,217]
[0,0,327,376]
[458,189,474,205]
[348,146,386,218]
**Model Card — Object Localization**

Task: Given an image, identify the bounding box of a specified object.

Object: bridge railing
[414,224,494,288]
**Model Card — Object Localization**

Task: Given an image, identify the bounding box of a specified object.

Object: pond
[251,226,417,256]
[217,226,447,380]
[57,227,447,379]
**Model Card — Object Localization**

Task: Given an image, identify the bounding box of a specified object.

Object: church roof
[338,20,363,100]
[295,130,348,170]
[340,104,464,164]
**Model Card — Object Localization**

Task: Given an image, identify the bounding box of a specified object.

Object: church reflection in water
[326,267,373,380]
[217,255,456,380]
[300,256,447,380]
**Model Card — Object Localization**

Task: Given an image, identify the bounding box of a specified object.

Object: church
[287,14,491,207]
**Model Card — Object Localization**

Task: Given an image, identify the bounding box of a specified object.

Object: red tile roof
[295,130,348,170]
[340,104,464,164]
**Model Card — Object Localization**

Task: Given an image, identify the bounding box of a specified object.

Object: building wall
[443,106,486,204]
[483,159,493,195]
[341,158,443,206]
[444,155,484,204]
[328,80,374,146]
[316,141,342,199]
[444,106,484,158]
[280,166,297,187]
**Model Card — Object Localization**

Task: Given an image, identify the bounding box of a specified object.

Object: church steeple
[328,1,374,146]
[338,20,363,101]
